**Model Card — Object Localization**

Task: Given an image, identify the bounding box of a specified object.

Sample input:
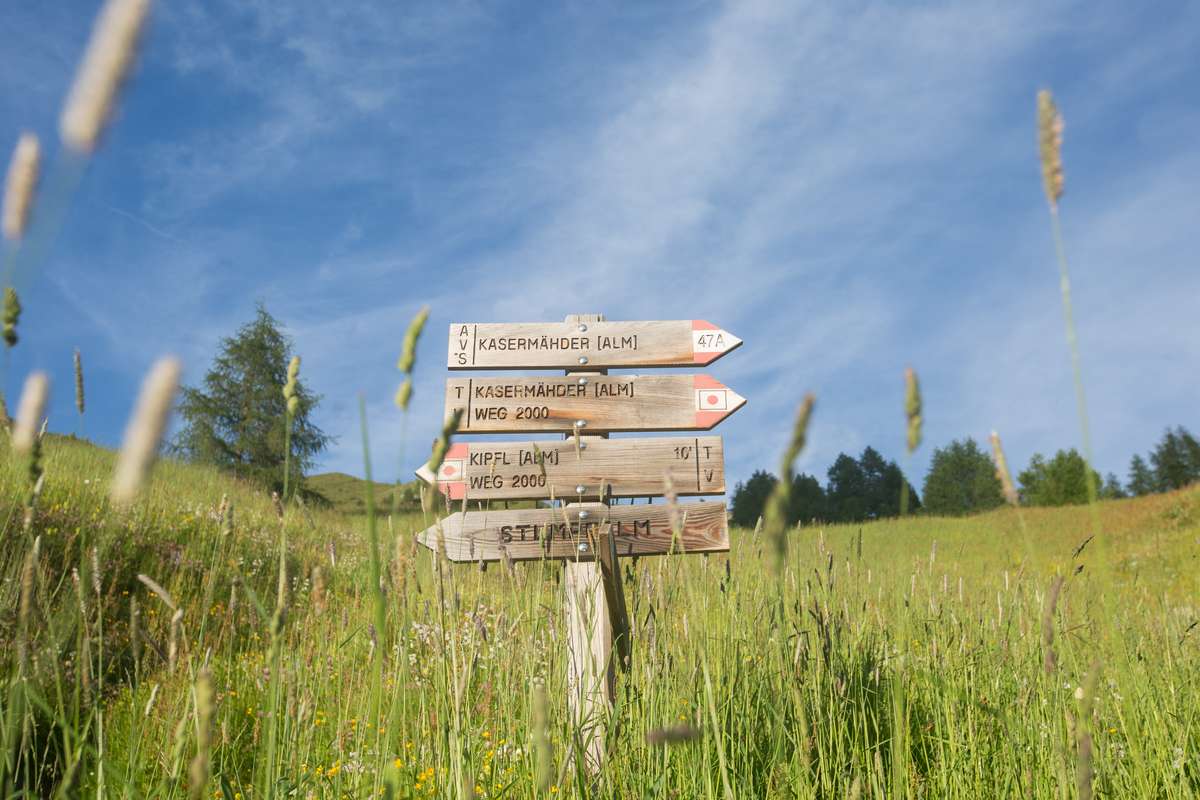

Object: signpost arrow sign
[416,501,729,562]
[448,320,742,370]
[415,436,725,501]
[444,375,746,433]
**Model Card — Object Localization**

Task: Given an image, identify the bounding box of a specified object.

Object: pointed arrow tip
[692,321,743,363]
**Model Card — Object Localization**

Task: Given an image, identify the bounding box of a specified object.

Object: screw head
[575,485,586,494]
[578,324,588,332]
[578,356,588,365]
[578,377,588,386]
[577,542,588,552]
[574,420,586,428]
[579,442,588,450]
[578,510,590,520]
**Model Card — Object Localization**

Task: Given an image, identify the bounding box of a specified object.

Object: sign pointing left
[416,501,729,562]
[415,435,725,501]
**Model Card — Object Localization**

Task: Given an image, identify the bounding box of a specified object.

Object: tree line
[169,307,1200,520]
[732,427,1200,525]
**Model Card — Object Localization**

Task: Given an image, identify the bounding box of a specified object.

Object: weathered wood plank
[444,375,746,433]
[415,501,729,562]
[447,320,741,370]
[560,312,615,777]
[414,436,725,501]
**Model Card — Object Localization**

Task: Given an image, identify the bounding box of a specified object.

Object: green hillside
[2,431,1198,797]
[306,471,423,515]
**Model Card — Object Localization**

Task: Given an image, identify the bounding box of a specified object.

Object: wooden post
[562,313,630,774]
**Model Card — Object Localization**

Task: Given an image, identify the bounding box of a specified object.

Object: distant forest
[731,425,1200,525]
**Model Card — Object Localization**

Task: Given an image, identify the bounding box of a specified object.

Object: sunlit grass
[2,434,1197,797]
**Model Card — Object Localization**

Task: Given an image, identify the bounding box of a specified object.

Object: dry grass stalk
[219,495,234,536]
[90,545,102,596]
[2,132,40,241]
[1074,660,1100,800]
[17,536,40,673]
[111,356,181,507]
[989,430,1019,505]
[60,0,154,153]
[1041,574,1064,673]
[662,471,681,550]
[130,596,142,669]
[188,667,215,799]
[168,608,183,671]
[12,371,49,456]
[764,393,816,567]
[1037,90,1064,211]
[532,679,553,791]
[311,566,326,614]
[137,573,178,611]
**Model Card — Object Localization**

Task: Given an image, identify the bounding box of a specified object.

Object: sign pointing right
[448,319,742,369]
[444,374,746,434]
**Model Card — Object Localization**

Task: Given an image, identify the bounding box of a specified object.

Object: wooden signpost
[448,319,742,369]
[417,313,746,775]
[415,436,725,501]
[415,501,730,562]
[444,375,745,433]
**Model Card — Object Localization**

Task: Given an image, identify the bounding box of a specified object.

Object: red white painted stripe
[435,443,469,500]
[693,375,746,429]
[691,320,743,364]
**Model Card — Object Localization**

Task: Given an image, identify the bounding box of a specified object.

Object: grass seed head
[74,348,86,415]
[394,377,413,411]
[12,371,49,456]
[60,0,154,153]
[137,572,178,611]
[3,132,40,241]
[428,407,464,474]
[989,430,1020,505]
[904,367,922,454]
[111,356,181,507]
[398,305,429,374]
[282,355,300,415]
[3,287,22,348]
[1037,89,1064,210]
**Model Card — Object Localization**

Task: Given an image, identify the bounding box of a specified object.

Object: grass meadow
[0,11,1195,794]
[2,432,1197,798]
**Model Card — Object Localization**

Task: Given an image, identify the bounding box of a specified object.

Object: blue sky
[3,0,1198,492]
